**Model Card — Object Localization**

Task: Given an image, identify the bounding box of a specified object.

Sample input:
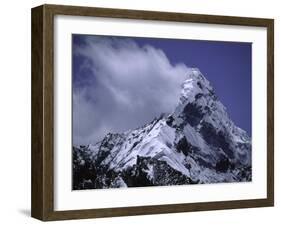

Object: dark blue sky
[73,35,252,140]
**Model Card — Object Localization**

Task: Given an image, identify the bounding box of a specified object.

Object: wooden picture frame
[31,4,274,221]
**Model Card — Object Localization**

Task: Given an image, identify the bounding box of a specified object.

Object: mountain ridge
[73,68,251,189]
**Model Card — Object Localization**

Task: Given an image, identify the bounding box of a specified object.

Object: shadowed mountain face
[73,68,251,190]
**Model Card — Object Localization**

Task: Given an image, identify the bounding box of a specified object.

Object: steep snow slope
[73,68,251,189]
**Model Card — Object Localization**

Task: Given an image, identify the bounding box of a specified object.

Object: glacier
[73,68,251,189]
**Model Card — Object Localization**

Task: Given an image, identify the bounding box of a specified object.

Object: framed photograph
[31,4,274,221]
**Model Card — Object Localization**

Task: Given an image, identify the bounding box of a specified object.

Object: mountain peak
[179,68,215,105]
[73,67,252,190]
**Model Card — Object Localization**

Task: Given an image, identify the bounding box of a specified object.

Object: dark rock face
[73,69,252,190]
[73,147,97,190]
[183,103,204,127]
[215,156,231,173]
[175,137,200,156]
[73,152,198,189]
[200,122,234,159]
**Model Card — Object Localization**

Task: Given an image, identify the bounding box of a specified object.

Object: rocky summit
[73,68,251,190]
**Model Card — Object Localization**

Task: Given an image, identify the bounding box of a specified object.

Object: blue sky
[73,34,251,145]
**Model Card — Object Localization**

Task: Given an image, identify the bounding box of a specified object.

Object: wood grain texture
[267,19,274,206]
[31,5,55,220]
[31,4,274,221]
[31,5,44,220]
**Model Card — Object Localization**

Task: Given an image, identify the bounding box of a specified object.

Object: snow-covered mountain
[73,68,251,189]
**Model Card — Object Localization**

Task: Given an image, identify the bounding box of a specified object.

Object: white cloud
[73,36,189,145]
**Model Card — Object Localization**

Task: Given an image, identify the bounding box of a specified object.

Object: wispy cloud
[73,36,189,145]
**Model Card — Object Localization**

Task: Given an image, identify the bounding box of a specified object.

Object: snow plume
[73,35,190,145]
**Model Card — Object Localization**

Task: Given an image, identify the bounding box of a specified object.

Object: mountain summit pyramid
[73,68,251,189]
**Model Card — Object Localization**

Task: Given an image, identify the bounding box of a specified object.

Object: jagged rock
[73,68,251,189]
